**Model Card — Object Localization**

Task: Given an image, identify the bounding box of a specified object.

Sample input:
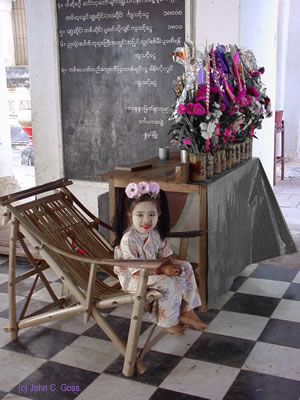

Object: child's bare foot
[180,310,208,331]
[162,324,187,336]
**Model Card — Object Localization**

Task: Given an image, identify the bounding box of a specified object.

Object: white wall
[0,0,13,178]
[195,0,240,50]
[284,0,300,161]
[240,0,278,183]
[24,0,108,217]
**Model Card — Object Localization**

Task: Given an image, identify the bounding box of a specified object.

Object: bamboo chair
[0,178,204,377]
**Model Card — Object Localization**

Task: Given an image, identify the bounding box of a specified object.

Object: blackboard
[56,0,185,180]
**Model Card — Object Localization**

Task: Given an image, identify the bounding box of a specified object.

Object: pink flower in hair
[149,182,160,196]
[137,182,150,195]
[125,182,139,199]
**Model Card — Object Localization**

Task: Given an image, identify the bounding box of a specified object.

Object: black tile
[0,391,8,399]
[0,278,44,296]
[83,314,152,341]
[194,308,219,325]
[0,298,50,320]
[105,350,181,386]
[10,360,99,400]
[283,283,300,301]
[149,388,208,400]
[251,263,298,282]
[222,292,280,317]
[224,369,300,400]
[3,326,78,358]
[258,318,300,349]
[230,276,248,292]
[185,332,255,368]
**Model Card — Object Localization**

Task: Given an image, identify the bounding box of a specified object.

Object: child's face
[131,201,159,234]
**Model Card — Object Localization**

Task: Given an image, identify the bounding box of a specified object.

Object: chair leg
[123,268,149,377]
[8,217,18,340]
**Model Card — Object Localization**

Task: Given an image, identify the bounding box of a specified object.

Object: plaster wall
[195,0,240,50]
[0,0,14,66]
[24,0,108,217]
[240,0,278,183]
[0,0,13,178]
[284,0,300,160]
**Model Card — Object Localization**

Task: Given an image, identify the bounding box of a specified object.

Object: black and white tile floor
[0,255,299,400]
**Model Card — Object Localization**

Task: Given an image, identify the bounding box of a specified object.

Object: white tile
[243,342,300,381]
[76,373,156,400]
[44,313,96,335]
[160,358,239,400]
[0,349,46,391]
[138,326,202,357]
[271,299,300,323]
[293,271,300,284]
[3,394,31,399]
[210,291,234,310]
[0,273,8,285]
[0,292,24,313]
[276,194,300,208]
[42,268,60,283]
[239,263,258,277]
[31,282,62,302]
[237,278,290,298]
[206,311,269,341]
[109,303,152,322]
[50,336,120,373]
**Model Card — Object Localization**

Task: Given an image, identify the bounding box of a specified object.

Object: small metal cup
[180,149,189,163]
[159,147,169,160]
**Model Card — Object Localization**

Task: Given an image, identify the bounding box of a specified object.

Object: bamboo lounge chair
[0,178,204,376]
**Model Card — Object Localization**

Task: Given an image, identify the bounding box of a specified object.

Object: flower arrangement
[168,41,272,155]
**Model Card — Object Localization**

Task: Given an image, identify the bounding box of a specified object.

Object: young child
[112,181,208,336]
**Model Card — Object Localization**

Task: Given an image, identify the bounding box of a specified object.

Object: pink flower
[259,67,265,74]
[197,86,206,96]
[220,102,226,111]
[223,126,232,139]
[250,71,260,77]
[193,103,206,115]
[210,86,218,94]
[205,139,210,151]
[183,138,191,145]
[216,123,221,136]
[125,183,139,199]
[244,95,252,106]
[195,95,206,102]
[149,182,160,196]
[228,105,237,115]
[247,86,259,98]
[214,144,219,150]
[177,104,186,114]
[186,103,195,114]
[137,182,150,195]
[249,125,255,136]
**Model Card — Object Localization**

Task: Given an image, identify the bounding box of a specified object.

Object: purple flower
[186,103,195,115]
[125,183,139,199]
[177,104,186,114]
[149,182,160,196]
[137,182,150,195]
[183,138,191,145]
[193,103,206,115]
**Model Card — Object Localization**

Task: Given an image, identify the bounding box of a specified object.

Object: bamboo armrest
[0,178,73,206]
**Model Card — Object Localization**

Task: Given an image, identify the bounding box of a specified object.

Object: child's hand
[158,264,182,277]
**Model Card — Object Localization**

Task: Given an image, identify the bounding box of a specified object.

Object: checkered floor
[0,256,300,400]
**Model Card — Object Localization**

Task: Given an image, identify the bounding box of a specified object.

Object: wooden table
[98,154,297,311]
[98,152,209,311]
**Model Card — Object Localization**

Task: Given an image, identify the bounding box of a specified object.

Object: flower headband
[125,181,160,199]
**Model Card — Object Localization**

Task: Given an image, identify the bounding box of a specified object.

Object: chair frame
[0,178,204,376]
